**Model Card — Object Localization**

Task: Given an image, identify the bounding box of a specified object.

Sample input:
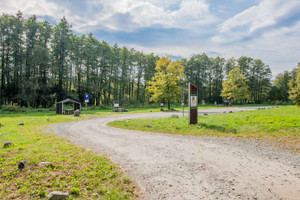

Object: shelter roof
[57,98,81,105]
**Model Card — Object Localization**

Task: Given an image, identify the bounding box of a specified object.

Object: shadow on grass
[198,123,238,134]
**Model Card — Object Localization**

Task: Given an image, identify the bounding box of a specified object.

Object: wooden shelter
[56,98,81,114]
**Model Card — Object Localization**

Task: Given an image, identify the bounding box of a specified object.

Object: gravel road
[51,107,300,200]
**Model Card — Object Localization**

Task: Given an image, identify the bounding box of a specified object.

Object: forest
[0,12,297,108]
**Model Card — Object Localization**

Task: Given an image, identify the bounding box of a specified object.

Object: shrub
[1,105,19,112]
[70,187,80,195]
[20,106,27,112]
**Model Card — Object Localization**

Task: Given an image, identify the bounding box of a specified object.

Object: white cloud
[209,0,300,75]
[1,0,298,76]
[211,21,300,75]
[0,0,215,32]
[0,0,67,21]
[125,20,300,76]
[81,0,216,32]
[213,0,300,43]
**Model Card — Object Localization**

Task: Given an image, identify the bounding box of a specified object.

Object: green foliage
[288,63,300,106]
[269,70,294,102]
[0,12,293,108]
[147,57,185,110]
[221,67,250,103]
[70,187,80,195]
[1,105,27,113]
[184,55,272,104]
[0,13,159,108]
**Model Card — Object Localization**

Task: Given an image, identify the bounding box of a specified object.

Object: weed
[70,187,80,195]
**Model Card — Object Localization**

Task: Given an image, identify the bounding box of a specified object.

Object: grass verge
[0,111,137,199]
[108,106,300,152]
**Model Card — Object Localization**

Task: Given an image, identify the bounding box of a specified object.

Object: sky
[1,0,300,76]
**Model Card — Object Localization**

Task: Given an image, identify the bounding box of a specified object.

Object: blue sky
[1,0,299,76]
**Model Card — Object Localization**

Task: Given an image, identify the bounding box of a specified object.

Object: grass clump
[108,106,300,152]
[0,111,137,199]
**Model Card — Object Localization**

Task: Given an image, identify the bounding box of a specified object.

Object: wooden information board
[189,83,198,125]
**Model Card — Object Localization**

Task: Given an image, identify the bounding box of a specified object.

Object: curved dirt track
[51,107,300,200]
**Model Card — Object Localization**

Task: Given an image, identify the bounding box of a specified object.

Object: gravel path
[51,107,300,200]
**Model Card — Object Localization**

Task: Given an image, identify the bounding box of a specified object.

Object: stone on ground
[38,162,51,168]
[3,141,12,148]
[18,160,27,170]
[47,191,69,200]
[74,109,80,116]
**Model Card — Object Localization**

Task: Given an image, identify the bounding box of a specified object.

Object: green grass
[0,111,137,199]
[108,106,300,152]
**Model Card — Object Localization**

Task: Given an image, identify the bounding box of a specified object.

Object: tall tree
[221,67,250,103]
[288,63,300,106]
[147,57,184,110]
[272,70,293,102]
[51,17,71,101]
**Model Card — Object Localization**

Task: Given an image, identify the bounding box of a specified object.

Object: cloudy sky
[1,0,299,76]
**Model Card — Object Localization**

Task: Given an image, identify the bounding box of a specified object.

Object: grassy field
[108,106,300,152]
[0,111,137,199]
[0,104,296,199]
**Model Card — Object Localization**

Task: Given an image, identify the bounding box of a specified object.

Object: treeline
[183,55,273,103]
[0,12,296,107]
[0,12,159,107]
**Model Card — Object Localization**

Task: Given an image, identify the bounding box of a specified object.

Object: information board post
[181,87,184,117]
[84,94,89,114]
[189,83,198,125]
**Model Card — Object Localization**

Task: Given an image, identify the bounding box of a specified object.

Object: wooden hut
[56,99,81,114]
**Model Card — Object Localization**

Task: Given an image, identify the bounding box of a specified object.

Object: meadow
[0,110,137,199]
[1,104,297,199]
[108,106,300,152]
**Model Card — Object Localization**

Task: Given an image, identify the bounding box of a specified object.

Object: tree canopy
[288,63,300,106]
[221,67,250,103]
[0,12,298,108]
[147,57,184,110]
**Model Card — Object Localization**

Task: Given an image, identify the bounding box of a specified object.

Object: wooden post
[189,83,198,125]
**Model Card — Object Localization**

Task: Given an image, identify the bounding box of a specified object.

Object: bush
[0,105,28,113]
[20,106,27,112]
[1,105,19,112]
[70,187,80,195]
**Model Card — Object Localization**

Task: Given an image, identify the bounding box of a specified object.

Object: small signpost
[189,83,198,125]
[84,94,89,113]
[181,87,185,117]
[160,102,164,111]
[114,101,119,108]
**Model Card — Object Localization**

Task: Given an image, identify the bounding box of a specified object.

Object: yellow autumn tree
[221,67,250,103]
[147,57,185,110]
[288,63,300,106]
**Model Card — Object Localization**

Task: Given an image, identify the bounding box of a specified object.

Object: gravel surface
[51,107,300,200]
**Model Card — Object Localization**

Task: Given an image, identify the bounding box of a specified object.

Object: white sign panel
[114,103,119,108]
[191,95,197,108]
